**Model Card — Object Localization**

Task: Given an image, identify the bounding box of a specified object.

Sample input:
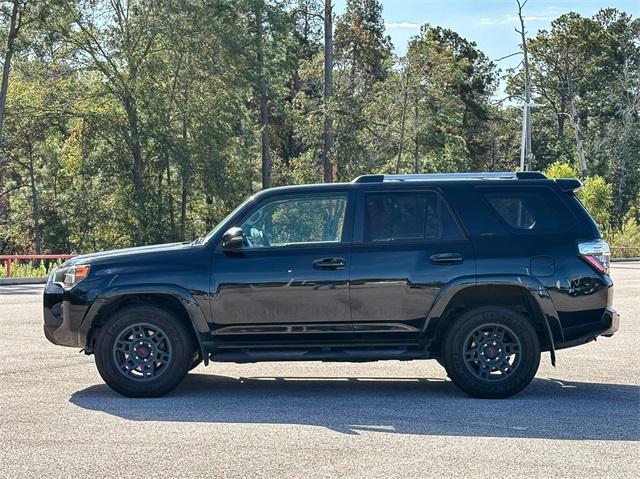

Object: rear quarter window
[480,186,574,234]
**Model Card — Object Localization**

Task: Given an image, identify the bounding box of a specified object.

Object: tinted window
[240,194,348,248]
[484,189,563,232]
[364,192,464,242]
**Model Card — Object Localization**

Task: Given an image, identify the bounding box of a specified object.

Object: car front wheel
[94,304,194,398]
[442,306,541,399]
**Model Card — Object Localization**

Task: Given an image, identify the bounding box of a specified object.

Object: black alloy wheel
[442,306,540,398]
[94,304,195,397]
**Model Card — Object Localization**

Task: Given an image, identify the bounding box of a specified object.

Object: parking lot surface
[1,264,639,478]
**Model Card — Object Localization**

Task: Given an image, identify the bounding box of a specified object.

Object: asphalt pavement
[1,264,639,478]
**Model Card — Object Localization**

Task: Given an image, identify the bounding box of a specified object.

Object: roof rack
[351,171,546,183]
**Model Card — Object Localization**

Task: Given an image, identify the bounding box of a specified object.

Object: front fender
[78,283,210,363]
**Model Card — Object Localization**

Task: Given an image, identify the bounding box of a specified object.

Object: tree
[330,0,392,179]
[58,0,167,243]
[321,0,333,182]
[1,0,62,166]
[0,1,638,259]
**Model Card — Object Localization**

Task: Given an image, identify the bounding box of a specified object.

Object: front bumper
[43,281,89,348]
[555,307,620,350]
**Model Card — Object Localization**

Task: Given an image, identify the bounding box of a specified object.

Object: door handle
[313,258,346,270]
[430,253,463,265]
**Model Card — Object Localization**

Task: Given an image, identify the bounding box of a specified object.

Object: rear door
[349,188,475,337]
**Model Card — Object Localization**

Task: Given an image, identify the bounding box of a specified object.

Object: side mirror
[221,227,244,250]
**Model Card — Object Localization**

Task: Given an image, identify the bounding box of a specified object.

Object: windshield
[200,194,257,244]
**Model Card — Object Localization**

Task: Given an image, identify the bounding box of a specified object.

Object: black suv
[43,172,619,398]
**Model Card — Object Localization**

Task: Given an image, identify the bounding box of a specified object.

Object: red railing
[0,255,74,278]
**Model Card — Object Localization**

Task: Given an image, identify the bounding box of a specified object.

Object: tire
[442,306,540,399]
[94,304,195,398]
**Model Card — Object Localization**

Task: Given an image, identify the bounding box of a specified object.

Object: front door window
[240,194,348,248]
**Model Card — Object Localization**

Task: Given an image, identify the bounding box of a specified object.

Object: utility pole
[516,0,534,171]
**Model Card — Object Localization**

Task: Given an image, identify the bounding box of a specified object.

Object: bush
[607,211,640,258]
[0,260,63,278]
[581,176,614,230]
[544,161,578,179]
[544,162,614,231]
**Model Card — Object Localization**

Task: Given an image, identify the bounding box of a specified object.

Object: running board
[207,345,429,363]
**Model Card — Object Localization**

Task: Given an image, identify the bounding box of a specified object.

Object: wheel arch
[424,276,562,365]
[80,284,209,365]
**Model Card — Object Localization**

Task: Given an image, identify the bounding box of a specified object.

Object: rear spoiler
[555,178,583,193]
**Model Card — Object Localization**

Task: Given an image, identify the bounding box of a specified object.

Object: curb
[611,258,640,263]
[0,278,47,285]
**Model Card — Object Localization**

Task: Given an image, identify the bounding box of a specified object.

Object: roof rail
[351,171,546,183]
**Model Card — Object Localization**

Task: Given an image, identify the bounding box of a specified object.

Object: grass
[0,260,64,279]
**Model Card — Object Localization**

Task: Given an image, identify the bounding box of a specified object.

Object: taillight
[578,239,611,275]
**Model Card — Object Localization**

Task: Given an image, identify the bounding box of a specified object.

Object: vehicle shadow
[70,373,640,440]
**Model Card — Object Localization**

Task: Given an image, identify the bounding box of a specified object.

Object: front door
[210,191,354,338]
[349,189,475,337]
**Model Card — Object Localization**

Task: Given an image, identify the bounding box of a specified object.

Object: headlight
[53,264,91,289]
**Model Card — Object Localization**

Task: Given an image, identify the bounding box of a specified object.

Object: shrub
[0,260,63,278]
[607,211,640,258]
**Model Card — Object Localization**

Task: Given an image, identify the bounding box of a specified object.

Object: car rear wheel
[94,304,194,397]
[442,306,540,399]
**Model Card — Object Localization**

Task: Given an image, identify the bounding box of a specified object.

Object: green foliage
[544,164,615,231]
[0,1,638,258]
[607,211,640,258]
[544,162,579,179]
[0,259,62,278]
[581,176,614,230]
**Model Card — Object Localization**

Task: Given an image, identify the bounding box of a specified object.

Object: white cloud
[478,14,554,26]
[478,18,495,26]
[386,22,421,30]
[501,14,555,24]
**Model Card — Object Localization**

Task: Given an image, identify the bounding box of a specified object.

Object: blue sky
[333,0,640,97]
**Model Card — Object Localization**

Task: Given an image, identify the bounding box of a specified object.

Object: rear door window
[363,191,465,242]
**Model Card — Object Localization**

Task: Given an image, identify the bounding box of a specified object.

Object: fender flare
[425,274,562,366]
[78,283,210,365]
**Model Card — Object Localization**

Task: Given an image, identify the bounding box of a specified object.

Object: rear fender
[425,275,562,366]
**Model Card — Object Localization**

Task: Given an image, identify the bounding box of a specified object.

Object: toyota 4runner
[43,171,619,398]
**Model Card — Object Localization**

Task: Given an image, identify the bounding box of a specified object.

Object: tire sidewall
[443,306,541,399]
[95,305,193,398]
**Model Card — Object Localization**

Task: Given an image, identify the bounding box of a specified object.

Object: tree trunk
[27,138,41,254]
[253,2,271,189]
[413,92,420,173]
[558,97,567,139]
[166,162,176,240]
[567,76,587,178]
[0,0,21,166]
[395,66,411,174]
[321,0,334,183]
[122,93,146,243]
[179,117,189,241]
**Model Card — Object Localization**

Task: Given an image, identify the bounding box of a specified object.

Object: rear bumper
[601,307,620,337]
[555,307,619,350]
